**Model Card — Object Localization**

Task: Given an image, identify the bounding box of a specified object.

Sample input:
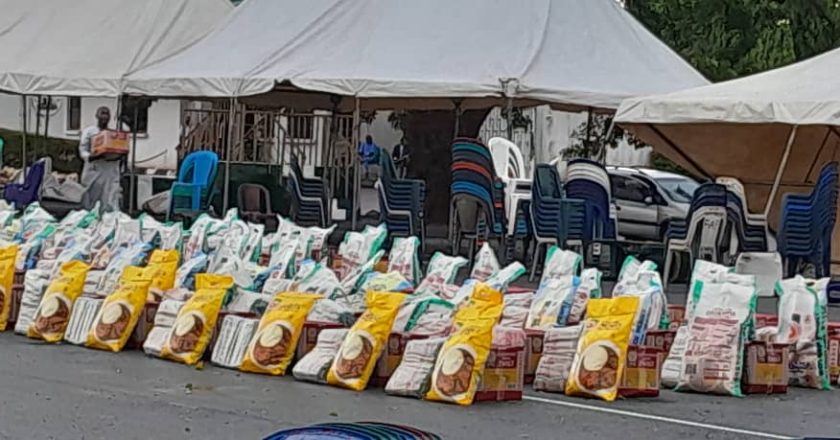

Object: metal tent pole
[764,125,799,217]
[43,97,52,157]
[453,99,462,138]
[129,103,139,213]
[20,95,27,178]
[222,97,236,214]
[351,97,361,230]
[505,96,514,140]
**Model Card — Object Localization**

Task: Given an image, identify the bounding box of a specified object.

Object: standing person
[392,138,409,178]
[358,135,380,180]
[79,106,121,212]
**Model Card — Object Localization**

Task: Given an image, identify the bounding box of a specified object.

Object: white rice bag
[385,337,446,397]
[211,315,258,369]
[540,246,582,283]
[63,297,103,345]
[534,325,582,392]
[14,269,51,334]
[776,276,830,389]
[414,252,468,297]
[567,268,602,325]
[525,275,579,330]
[471,243,500,281]
[676,280,756,396]
[388,237,422,286]
[292,328,349,383]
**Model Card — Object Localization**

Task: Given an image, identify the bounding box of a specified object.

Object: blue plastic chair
[167,151,218,221]
[4,158,46,208]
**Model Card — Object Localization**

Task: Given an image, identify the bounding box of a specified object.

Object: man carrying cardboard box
[79,106,121,212]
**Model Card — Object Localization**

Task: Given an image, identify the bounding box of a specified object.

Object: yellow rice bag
[327,291,407,390]
[144,249,180,292]
[240,292,321,375]
[86,272,152,352]
[27,260,90,342]
[453,283,504,327]
[565,296,639,401]
[160,286,228,365]
[426,287,503,406]
[0,245,19,331]
[195,273,235,290]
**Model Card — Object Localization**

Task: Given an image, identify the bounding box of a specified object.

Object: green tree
[567,1,840,173]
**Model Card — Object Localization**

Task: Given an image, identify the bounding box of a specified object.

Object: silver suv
[607,167,699,241]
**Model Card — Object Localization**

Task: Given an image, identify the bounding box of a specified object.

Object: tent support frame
[20,95,27,177]
[764,125,798,217]
[648,124,711,179]
[222,97,236,213]
[351,97,360,229]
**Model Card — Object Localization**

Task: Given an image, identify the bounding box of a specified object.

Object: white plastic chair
[663,206,727,288]
[716,176,774,252]
[489,138,532,236]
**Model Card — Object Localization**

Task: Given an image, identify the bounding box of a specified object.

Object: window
[611,175,650,203]
[289,115,313,140]
[66,97,81,132]
[119,97,150,134]
[656,177,699,204]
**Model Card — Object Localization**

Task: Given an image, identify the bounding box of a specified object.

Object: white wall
[0,92,180,171]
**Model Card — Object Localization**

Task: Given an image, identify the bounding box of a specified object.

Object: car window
[611,175,650,203]
[657,178,698,204]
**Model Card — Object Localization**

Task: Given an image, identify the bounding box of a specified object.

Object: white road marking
[523,395,796,439]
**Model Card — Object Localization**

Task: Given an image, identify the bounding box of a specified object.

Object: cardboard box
[476,342,525,401]
[371,332,434,386]
[524,329,545,384]
[92,130,129,158]
[742,341,789,394]
[755,314,779,329]
[127,302,159,349]
[828,332,840,384]
[619,345,662,398]
[296,321,345,361]
[7,282,22,328]
[644,329,677,355]
[667,305,686,329]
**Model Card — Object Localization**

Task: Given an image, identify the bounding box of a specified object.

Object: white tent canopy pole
[765,125,798,217]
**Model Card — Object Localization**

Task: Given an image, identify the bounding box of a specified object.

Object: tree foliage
[565,1,840,166]
[625,0,840,81]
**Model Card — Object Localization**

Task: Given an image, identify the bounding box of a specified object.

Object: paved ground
[0,333,837,440]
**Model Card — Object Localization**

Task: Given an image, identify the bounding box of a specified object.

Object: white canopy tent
[0,0,233,97]
[124,0,707,108]
[615,46,840,266]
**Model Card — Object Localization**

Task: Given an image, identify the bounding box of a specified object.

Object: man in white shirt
[79,106,121,212]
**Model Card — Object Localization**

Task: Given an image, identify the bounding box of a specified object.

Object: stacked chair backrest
[450,138,507,236]
[778,162,838,276]
[376,151,426,238]
[564,159,615,239]
[488,137,526,179]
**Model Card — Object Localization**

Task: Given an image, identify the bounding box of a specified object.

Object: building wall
[0,92,181,171]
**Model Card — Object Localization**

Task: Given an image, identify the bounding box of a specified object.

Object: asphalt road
[0,333,836,440]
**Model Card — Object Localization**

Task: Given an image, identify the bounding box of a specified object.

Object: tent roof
[615,46,840,126]
[0,0,233,97]
[124,0,708,109]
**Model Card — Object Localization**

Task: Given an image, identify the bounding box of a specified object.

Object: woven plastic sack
[470,243,500,281]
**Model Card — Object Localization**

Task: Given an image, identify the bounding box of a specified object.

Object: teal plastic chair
[167,151,219,221]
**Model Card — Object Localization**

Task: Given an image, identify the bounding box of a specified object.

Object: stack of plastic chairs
[778,162,838,277]
[376,149,426,247]
[663,183,728,286]
[488,137,532,238]
[717,176,771,254]
[449,138,507,259]
[563,159,617,240]
[528,164,586,281]
[723,189,769,254]
[167,151,218,222]
[4,158,46,209]
[237,183,278,231]
[287,155,329,227]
